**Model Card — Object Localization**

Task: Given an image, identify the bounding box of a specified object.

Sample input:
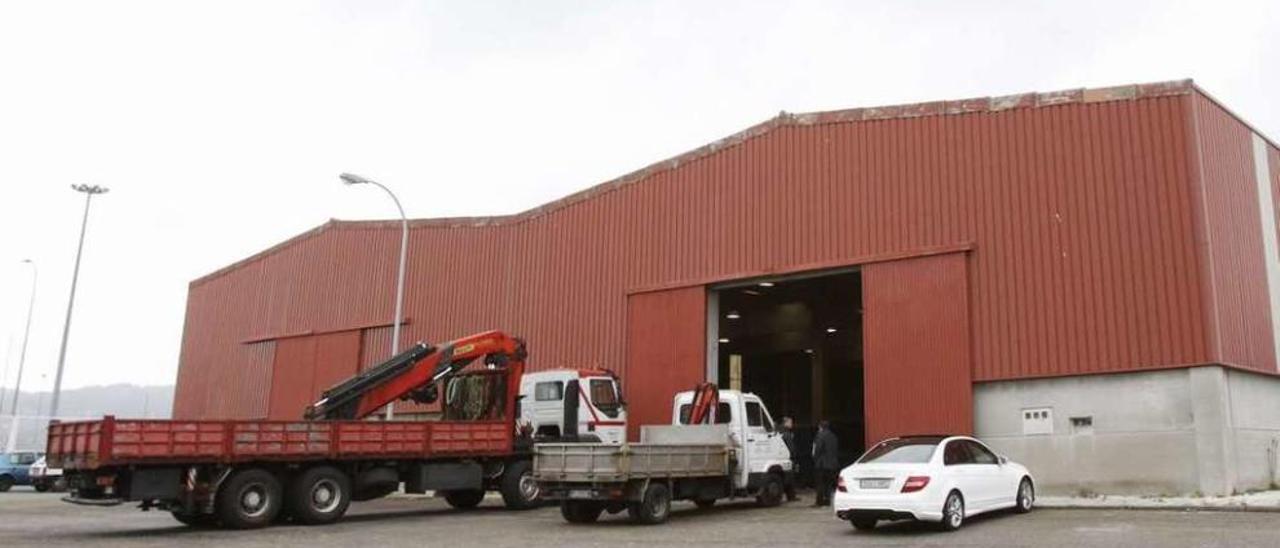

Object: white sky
[0,0,1276,391]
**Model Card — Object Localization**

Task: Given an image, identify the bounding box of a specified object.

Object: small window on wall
[1021,407,1053,435]
[534,381,564,401]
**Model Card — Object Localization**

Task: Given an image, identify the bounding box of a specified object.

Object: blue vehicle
[0,451,41,491]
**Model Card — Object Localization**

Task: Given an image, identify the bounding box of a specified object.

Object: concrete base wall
[974,366,1280,496]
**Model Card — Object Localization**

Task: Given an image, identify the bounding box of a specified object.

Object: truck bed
[47,415,513,470]
[533,442,730,482]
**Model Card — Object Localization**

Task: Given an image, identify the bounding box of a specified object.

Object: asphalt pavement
[1,487,1277,547]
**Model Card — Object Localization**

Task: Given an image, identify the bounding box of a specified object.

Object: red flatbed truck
[46,331,609,529]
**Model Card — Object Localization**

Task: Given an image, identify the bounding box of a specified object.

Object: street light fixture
[340,173,408,421]
[50,184,109,418]
[5,260,36,452]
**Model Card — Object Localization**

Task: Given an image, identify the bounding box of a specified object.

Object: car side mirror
[998,455,1008,465]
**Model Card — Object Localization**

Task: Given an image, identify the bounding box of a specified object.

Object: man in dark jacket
[811,420,839,506]
[780,417,799,502]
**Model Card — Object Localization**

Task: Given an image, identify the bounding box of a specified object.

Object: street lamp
[340,173,408,421]
[50,184,109,418]
[5,259,36,452]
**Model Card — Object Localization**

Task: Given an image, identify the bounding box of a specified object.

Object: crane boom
[303,330,527,421]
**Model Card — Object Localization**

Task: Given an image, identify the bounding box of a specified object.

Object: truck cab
[672,389,793,492]
[519,369,625,445]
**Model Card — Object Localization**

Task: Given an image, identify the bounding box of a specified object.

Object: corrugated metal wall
[623,286,706,440]
[174,83,1266,420]
[1192,94,1277,373]
[863,253,973,444]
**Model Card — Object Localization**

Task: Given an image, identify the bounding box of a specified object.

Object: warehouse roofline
[192,78,1273,288]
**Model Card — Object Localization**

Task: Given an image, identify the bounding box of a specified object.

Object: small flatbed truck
[45,331,625,529]
[534,386,793,524]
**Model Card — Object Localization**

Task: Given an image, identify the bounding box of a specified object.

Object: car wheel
[850,516,877,531]
[499,460,540,510]
[560,501,604,523]
[215,468,283,529]
[0,475,13,492]
[443,490,486,509]
[34,482,50,493]
[755,473,784,507]
[286,466,353,525]
[628,483,671,525]
[1015,478,1034,514]
[940,491,964,531]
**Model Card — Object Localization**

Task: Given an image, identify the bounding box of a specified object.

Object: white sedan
[833,435,1034,531]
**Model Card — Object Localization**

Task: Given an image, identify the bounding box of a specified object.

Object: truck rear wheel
[628,483,671,525]
[286,466,352,525]
[215,468,283,529]
[560,501,604,523]
[500,460,540,510]
[443,489,485,509]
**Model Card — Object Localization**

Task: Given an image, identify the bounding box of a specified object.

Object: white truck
[534,389,793,524]
[519,369,626,445]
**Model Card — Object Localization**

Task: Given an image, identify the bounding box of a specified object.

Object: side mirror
[998,455,1009,465]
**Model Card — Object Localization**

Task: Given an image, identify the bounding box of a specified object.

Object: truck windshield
[857,437,943,464]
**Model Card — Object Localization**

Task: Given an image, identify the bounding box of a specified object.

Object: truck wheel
[756,473,784,507]
[499,460,540,510]
[560,501,604,523]
[627,483,671,525]
[443,490,485,509]
[286,466,352,525]
[0,475,13,492]
[34,482,50,493]
[171,511,218,528]
[215,468,283,529]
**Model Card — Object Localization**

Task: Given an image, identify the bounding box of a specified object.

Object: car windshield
[858,437,943,464]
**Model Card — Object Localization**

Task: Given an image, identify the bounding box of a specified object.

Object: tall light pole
[340,173,408,421]
[50,184,109,418]
[6,259,37,452]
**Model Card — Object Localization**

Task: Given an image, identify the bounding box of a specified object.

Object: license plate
[569,490,593,499]
[859,478,891,489]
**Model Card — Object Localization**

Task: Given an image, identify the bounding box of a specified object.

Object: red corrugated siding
[862,253,973,444]
[623,287,706,441]
[175,85,1232,419]
[266,331,361,420]
[1192,94,1277,372]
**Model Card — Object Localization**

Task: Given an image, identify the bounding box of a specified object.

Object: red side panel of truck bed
[46,417,513,470]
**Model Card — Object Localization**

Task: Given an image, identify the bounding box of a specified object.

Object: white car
[833,435,1035,531]
[29,456,65,492]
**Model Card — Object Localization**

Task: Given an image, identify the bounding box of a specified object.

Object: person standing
[779,416,799,502]
[811,420,839,507]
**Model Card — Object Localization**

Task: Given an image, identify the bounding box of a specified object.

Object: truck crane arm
[303,330,527,421]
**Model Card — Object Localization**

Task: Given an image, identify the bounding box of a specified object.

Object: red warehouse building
[174,80,1280,496]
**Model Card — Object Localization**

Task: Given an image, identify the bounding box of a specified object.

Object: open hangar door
[862,252,973,446]
[711,269,864,480]
[624,286,707,441]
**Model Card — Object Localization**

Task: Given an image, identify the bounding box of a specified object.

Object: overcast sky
[0,1,1276,394]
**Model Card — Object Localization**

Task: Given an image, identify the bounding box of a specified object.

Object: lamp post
[5,259,37,452]
[340,173,408,421]
[50,184,109,419]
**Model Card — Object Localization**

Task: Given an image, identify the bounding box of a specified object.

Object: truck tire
[171,511,218,528]
[286,466,352,525]
[34,481,50,493]
[215,468,283,529]
[499,460,540,510]
[756,473,784,507]
[627,483,671,525]
[443,490,485,509]
[560,501,604,523]
[0,475,13,492]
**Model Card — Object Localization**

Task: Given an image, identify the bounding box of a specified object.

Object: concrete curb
[1038,501,1280,513]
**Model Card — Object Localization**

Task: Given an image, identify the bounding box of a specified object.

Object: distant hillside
[0,384,173,452]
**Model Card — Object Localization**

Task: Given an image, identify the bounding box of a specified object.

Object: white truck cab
[519,369,626,445]
[671,389,793,492]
